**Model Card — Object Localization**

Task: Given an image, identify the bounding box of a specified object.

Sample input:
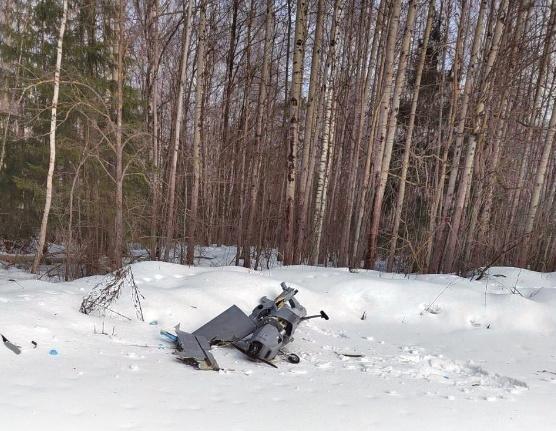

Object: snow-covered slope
[2,262,556,430]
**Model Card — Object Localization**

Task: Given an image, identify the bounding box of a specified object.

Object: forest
[1,0,556,277]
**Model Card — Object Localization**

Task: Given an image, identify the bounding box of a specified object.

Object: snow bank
[2,261,556,431]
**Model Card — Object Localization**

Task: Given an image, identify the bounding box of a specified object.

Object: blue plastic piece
[49,349,58,356]
[160,330,178,343]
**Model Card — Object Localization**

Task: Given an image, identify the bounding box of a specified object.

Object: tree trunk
[387,0,435,272]
[365,0,409,269]
[338,0,378,268]
[235,0,255,266]
[221,0,239,153]
[311,0,341,265]
[32,0,69,274]
[244,0,273,269]
[148,0,160,260]
[296,0,325,264]
[164,0,193,261]
[113,0,125,270]
[507,0,555,236]
[430,0,473,271]
[284,0,308,265]
[519,1,556,267]
[187,0,207,265]
[444,0,507,273]
[350,0,387,265]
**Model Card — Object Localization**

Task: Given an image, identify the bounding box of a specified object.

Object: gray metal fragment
[193,305,255,343]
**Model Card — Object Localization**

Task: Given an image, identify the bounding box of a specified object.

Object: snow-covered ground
[2,260,556,430]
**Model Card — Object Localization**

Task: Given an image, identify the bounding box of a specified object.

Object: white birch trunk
[284,0,308,265]
[32,0,69,274]
[311,0,341,265]
[164,0,193,261]
[296,0,325,264]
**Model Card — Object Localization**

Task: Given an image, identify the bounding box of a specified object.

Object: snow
[2,259,556,430]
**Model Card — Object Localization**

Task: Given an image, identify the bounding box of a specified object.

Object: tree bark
[296,0,325,264]
[32,0,69,274]
[311,0,341,265]
[164,0,193,261]
[244,0,273,269]
[365,0,409,269]
[187,0,207,265]
[284,0,308,265]
[113,0,125,270]
[519,0,556,267]
[507,0,555,236]
[444,0,508,273]
[148,0,160,260]
[350,0,387,265]
[338,0,377,268]
[387,0,435,272]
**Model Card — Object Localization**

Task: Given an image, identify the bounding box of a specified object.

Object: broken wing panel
[192,305,256,343]
[173,330,219,371]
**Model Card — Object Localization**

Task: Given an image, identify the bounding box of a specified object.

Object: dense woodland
[1,0,556,277]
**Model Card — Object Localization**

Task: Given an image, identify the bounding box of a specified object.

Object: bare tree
[32,0,69,273]
[387,0,436,272]
[244,0,274,269]
[187,0,207,265]
[164,0,193,261]
[519,0,556,267]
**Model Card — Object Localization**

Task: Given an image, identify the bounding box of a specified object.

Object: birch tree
[296,0,325,264]
[284,0,308,265]
[164,0,193,261]
[311,0,341,265]
[32,0,69,274]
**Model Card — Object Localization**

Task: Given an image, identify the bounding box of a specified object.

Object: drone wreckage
[161,282,329,370]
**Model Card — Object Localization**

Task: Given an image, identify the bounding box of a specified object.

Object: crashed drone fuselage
[246,285,307,361]
[164,282,328,370]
